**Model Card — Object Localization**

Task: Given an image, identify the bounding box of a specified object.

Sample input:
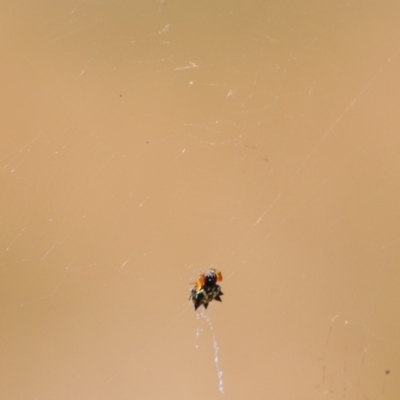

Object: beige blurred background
[1,1,400,399]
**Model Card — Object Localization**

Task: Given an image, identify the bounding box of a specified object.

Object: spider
[189,268,224,310]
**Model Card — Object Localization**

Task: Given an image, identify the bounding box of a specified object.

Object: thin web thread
[198,311,225,394]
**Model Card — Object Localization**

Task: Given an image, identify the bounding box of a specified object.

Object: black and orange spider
[189,268,224,310]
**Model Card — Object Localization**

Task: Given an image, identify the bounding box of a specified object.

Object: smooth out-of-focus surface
[1,1,400,399]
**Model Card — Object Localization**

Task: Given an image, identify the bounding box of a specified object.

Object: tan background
[1,1,400,399]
